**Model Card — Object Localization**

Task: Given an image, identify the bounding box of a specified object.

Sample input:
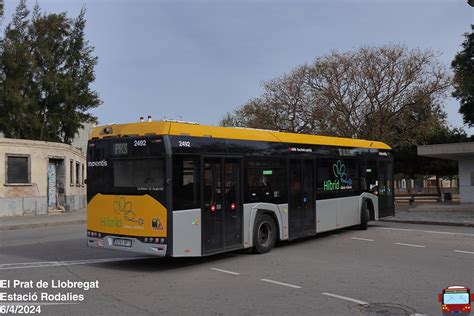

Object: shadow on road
[0,223,375,272]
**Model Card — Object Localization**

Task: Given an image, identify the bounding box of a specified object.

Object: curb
[0,219,86,231]
[380,218,474,227]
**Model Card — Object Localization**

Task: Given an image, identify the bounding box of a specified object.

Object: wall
[71,122,95,153]
[0,138,86,217]
[458,157,474,203]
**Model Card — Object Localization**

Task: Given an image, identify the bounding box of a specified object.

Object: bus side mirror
[438,294,442,302]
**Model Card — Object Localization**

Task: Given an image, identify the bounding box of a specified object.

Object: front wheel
[253,214,277,254]
[359,201,370,230]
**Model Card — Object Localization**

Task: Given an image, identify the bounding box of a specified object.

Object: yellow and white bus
[86,120,394,256]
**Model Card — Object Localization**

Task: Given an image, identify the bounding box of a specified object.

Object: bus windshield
[114,159,164,190]
[87,137,165,194]
[444,292,469,304]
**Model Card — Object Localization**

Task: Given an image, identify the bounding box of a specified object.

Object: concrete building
[0,138,86,217]
[418,142,474,203]
[71,122,95,153]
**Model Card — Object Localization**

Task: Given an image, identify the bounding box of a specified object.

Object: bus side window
[363,163,378,192]
[173,156,200,211]
[245,159,286,204]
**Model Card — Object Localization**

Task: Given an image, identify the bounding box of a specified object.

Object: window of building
[81,163,85,185]
[5,154,30,184]
[76,162,80,185]
[70,160,74,186]
[173,156,200,210]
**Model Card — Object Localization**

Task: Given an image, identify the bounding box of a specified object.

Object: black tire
[359,201,370,230]
[252,214,277,254]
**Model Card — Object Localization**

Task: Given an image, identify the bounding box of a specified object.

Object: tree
[222,45,451,149]
[0,0,35,139]
[0,1,101,143]
[452,25,474,127]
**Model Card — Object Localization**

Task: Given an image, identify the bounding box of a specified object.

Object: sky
[3,0,474,135]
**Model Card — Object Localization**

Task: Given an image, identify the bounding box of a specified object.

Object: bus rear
[86,134,169,256]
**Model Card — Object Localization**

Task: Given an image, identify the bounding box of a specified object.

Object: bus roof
[89,121,391,150]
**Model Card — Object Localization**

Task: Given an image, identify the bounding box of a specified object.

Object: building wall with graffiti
[0,138,86,217]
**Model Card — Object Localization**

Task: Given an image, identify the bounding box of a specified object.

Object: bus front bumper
[87,236,167,256]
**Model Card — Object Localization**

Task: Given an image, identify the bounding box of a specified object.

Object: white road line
[377,227,413,232]
[331,234,340,237]
[421,230,474,237]
[377,227,474,237]
[454,250,474,255]
[351,237,374,242]
[395,243,426,248]
[322,292,369,306]
[210,268,240,275]
[260,279,302,289]
[0,257,150,270]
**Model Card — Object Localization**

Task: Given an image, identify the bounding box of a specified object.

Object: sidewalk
[0,208,86,231]
[380,204,474,227]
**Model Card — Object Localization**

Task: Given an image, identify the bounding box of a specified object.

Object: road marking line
[395,243,426,248]
[322,292,369,306]
[210,268,240,275]
[421,230,474,236]
[260,279,302,289]
[331,234,340,237]
[351,237,374,241]
[0,257,150,270]
[454,250,474,255]
[377,227,474,237]
[377,227,413,232]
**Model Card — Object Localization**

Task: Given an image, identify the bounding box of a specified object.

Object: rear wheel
[359,201,370,230]
[253,214,277,254]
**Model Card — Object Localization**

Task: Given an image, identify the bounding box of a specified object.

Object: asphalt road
[0,222,473,316]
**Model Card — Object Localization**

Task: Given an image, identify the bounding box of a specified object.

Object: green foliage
[0,1,101,143]
[452,25,474,127]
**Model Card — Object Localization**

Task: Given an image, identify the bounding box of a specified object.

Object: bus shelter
[417,142,474,203]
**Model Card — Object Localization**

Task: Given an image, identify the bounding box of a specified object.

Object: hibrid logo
[113,197,144,225]
[323,160,353,191]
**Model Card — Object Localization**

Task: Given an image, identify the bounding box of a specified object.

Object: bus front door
[378,160,394,218]
[202,158,242,255]
[289,159,316,238]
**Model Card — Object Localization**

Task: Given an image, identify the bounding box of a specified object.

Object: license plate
[113,238,132,247]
